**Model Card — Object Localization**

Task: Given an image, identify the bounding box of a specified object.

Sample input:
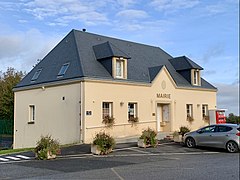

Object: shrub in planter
[138,127,157,148]
[128,117,139,126]
[179,126,190,136]
[102,115,115,127]
[34,135,60,160]
[92,132,115,155]
[186,115,194,123]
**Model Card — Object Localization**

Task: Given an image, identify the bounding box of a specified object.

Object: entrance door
[156,103,170,132]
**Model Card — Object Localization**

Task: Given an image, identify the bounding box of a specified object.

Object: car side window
[217,126,232,132]
[201,126,216,133]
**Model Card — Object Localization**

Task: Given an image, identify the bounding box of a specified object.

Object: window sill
[28,121,35,124]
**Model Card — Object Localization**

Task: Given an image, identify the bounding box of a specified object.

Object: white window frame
[102,102,113,119]
[128,103,137,119]
[116,59,124,78]
[186,104,193,117]
[193,70,200,85]
[29,105,35,122]
[202,104,208,117]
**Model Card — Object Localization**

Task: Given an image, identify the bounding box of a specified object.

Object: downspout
[80,81,85,143]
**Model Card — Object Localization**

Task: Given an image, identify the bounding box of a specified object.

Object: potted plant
[91,132,115,155]
[138,127,157,148]
[186,115,194,123]
[172,131,182,142]
[102,115,115,127]
[34,135,60,160]
[128,117,139,126]
[179,126,190,136]
[203,115,210,122]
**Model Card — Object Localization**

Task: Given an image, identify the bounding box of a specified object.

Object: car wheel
[226,141,239,153]
[186,137,196,148]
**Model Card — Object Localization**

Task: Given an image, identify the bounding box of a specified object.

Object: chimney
[82,28,86,32]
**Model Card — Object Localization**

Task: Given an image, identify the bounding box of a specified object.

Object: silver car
[183,124,240,153]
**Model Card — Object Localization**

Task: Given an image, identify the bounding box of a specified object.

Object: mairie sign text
[157,93,171,99]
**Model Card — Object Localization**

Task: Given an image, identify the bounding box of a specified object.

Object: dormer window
[116,59,124,78]
[58,63,69,77]
[113,57,127,79]
[31,69,42,81]
[192,69,201,86]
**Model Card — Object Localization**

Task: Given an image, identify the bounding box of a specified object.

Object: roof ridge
[72,30,85,76]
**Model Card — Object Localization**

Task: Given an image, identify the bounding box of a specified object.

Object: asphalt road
[0,143,239,180]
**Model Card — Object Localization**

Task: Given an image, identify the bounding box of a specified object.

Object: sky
[0,0,239,115]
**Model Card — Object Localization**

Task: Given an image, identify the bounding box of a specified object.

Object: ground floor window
[202,104,208,117]
[186,104,194,122]
[102,102,113,119]
[29,105,35,123]
[128,103,137,119]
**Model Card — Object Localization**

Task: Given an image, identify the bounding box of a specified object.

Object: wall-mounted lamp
[120,101,124,106]
[41,86,45,91]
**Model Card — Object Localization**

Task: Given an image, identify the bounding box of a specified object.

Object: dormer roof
[169,56,203,71]
[93,41,131,60]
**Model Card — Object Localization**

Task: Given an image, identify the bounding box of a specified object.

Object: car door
[196,125,217,147]
[211,125,233,148]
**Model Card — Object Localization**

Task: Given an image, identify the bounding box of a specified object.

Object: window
[58,63,69,77]
[193,69,200,85]
[31,69,42,81]
[128,103,137,120]
[29,105,35,123]
[102,102,113,119]
[202,104,208,117]
[186,104,193,117]
[200,126,216,133]
[116,59,124,78]
[217,126,232,132]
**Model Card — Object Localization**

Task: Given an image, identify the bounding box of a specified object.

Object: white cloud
[215,82,239,115]
[0,29,60,72]
[116,9,148,19]
[116,0,137,8]
[22,0,110,26]
[150,0,200,12]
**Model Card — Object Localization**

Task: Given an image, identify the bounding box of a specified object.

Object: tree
[0,68,24,120]
[226,113,240,124]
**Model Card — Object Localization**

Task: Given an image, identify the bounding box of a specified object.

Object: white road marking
[15,155,31,159]
[0,157,9,162]
[5,156,21,160]
[111,168,124,180]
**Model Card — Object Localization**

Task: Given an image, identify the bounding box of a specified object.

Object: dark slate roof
[169,56,203,71]
[148,65,164,82]
[93,41,131,60]
[15,29,216,90]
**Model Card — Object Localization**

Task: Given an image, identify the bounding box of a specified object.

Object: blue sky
[0,0,239,115]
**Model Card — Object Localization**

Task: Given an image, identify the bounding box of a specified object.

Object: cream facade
[13,29,217,148]
[14,66,216,148]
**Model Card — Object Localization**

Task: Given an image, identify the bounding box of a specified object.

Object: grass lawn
[0,148,33,155]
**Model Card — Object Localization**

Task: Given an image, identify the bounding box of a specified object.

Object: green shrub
[102,116,115,127]
[34,135,60,160]
[93,132,115,154]
[140,127,157,147]
[179,126,190,136]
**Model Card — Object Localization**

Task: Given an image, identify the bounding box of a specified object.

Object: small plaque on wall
[86,111,92,116]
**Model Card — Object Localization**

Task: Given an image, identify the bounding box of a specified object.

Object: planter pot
[35,150,56,160]
[137,139,151,148]
[173,135,183,143]
[91,144,113,155]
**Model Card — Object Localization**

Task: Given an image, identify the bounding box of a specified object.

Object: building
[13,29,217,148]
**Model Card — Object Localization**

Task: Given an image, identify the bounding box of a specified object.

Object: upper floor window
[58,63,69,77]
[114,57,127,79]
[116,59,124,78]
[31,69,42,81]
[192,69,200,86]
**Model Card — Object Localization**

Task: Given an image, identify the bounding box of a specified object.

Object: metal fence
[0,119,13,149]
